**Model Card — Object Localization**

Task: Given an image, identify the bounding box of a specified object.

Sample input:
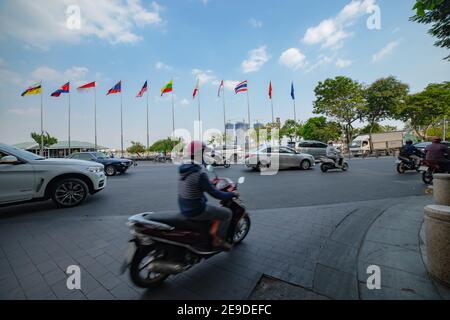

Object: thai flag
[107,81,121,95]
[51,82,70,97]
[235,80,248,94]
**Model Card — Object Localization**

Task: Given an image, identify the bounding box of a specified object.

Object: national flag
[193,79,199,99]
[291,82,295,100]
[107,81,121,95]
[77,81,96,92]
[51,82,70,97]
[218,80,224,97]
[235,80,248,94]
[136,81,148,98]
[21,83,42,96]
[268,81,273,100]
[161,80,173,96]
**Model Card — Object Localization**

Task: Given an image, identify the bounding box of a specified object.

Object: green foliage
[300,117,342,142]
[359,123,398,134]
[148,137,183,155]
[411,0,450,60]
[126,141,146,156]
[31,132,57,148]
[313,76,366,145]
[280,120,302,142]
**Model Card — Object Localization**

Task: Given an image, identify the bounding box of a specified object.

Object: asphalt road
[0,157,426,221]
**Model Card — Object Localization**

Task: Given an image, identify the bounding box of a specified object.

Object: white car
[0,143,106,208]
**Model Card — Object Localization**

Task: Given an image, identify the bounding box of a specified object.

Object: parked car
[414,141,450,156]
[291,140,328,159]
[0,143,106,208]
[68,152,133,176]
[245,146,315,171]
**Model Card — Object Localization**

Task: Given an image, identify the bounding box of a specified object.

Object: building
[13,141,108,158]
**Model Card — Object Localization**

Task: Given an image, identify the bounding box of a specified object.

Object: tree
[363,76,409,152]
[394,82,450,140]
[148,138,183,156]
[359,123,398,134]
[280,120,302,142]
[411,0,450,60]
[126,141,146,157]
[300,117,342,142]
[313,76,366,148]
[31,132,58,148]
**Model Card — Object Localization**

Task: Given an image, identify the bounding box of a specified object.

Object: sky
[0,0,449,149]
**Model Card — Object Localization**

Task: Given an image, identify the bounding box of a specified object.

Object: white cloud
[372,41,399,63]
[179,98,190,106]
[303,0,377,49]
[192,69,217,85]
[305,55,333,73]
[0,68,23,86]
[336,58,352,68]
[155,61,172,70]
[30,66,90,84]
[7,107,40,116]
[249,18,263,28]
[0,58,5,66]
[241,46,270,74]
[279,48,307,70]
[0,0,165,50]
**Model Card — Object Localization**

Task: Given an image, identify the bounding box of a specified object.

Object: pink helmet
[186,140,206,159]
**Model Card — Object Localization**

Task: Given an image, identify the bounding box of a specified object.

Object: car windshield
[2,145,45,161]
[350,141,362,148]
[92,152,108,159]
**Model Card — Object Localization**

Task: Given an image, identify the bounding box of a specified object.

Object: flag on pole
[269,81,273,99]
[136,81,148,98]
[21,83,42,96]
[107,81,122,95]
[77,81,96,92]
[193,79,199,99]
[161,80,173,96]
[291,82,295,100]
[218,80,224,97]
[51,82,70,97]
[235,80,248,94]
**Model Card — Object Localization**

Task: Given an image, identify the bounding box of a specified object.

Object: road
[0,157,426,220]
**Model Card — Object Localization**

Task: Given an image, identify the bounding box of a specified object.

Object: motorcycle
[120,166,250,288]
[318,156,349,172]
[205,150,231,168]
[396,156,422,174]
[419,160,449,185]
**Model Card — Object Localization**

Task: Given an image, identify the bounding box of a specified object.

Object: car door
[279,147,297,168]
[314,142,328,157]
[78,153,96,162]
[0,150,35,203]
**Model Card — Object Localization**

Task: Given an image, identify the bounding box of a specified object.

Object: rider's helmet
[186,140,207,163]
[405,140,413,145]
[432,136,442,143]
[328,141,333,145]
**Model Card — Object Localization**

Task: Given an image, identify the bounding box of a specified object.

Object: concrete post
[433,174,450,206]
[424,205,450,285]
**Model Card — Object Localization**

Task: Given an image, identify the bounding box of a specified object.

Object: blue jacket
[178,163,234,217]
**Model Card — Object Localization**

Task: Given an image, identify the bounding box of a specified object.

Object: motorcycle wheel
[422,170,434,185]
[233,216,251,245]
[130,246,169,288]
[397,163,406,174]
[342,163,349,171]
[320,163,328,173]
[224,162,231,168]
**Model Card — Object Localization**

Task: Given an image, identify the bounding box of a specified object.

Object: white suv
[0,143,106,208]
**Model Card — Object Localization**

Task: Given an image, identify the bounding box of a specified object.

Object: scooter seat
[143,212,210,233]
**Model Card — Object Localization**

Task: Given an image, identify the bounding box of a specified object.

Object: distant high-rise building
[254,122,264,130]
[235,122,249,131]
[225,122,234,130]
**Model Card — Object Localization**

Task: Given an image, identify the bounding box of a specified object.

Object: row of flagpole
[21,79,298,156]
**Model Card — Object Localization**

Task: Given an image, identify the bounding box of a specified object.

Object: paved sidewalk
[0,195,448,300]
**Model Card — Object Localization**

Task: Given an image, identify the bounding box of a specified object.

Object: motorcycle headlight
[87,166,103,173]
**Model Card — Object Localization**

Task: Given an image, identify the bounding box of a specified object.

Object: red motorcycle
[120,167,250,288]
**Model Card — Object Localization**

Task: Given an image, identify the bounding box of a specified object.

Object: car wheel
[300,160,311,170]
[51,178,88,208]
[105,165,117,176]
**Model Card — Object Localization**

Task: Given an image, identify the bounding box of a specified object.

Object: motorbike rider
[178,141,236,250]
[326,141,343,167]
[425,137,450,172]
[400,140,421,166]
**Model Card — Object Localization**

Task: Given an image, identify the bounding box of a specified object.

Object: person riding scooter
[425,137,450,172]
[326,141,343,167]
[178,141,237,250]
[399,140,421,166]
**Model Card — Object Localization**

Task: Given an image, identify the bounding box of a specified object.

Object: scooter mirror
[206,165,215,173]
[238,177,245,184]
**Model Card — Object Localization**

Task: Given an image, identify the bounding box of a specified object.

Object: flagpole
[293,99,297,123]
[40,81,44,157]
[94,86,97,150]
[271,96,274,124]
[68,84,71,156]
[246,84,251,129]
[197,83,201,138]
[120,83,124,158]
[146,82,149,150]
[171,79,175,138]
[222,84,226,146]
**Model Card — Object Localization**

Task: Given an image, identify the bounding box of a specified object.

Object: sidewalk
[0,195,448,300]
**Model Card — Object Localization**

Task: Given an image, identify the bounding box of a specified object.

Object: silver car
[245,146,315,170]
[293,140,328,159]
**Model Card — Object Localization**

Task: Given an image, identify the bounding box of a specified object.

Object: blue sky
[0,0,449,149]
